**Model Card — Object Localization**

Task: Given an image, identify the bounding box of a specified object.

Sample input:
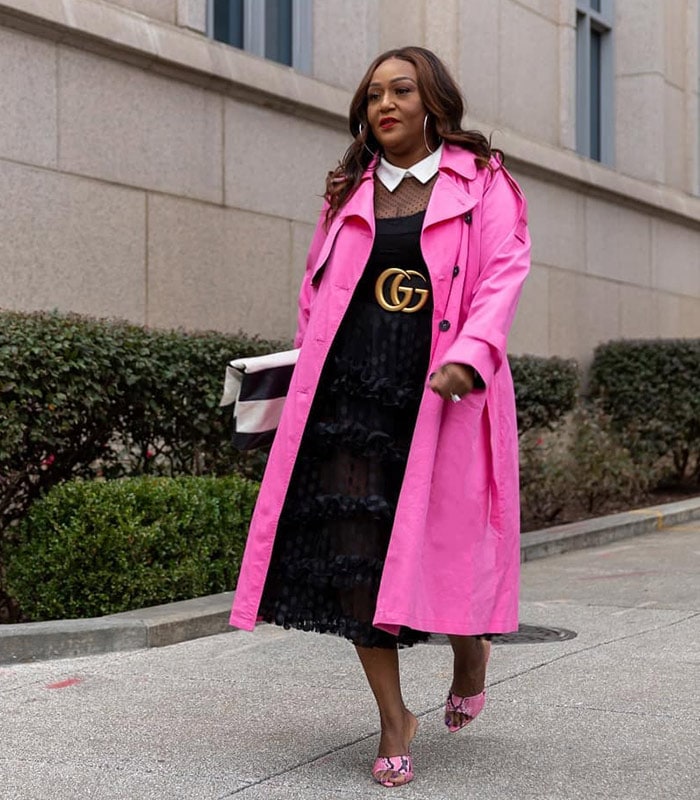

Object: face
[366,58,428,167]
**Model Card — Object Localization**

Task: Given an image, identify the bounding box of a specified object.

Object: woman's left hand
[429,363,475,402]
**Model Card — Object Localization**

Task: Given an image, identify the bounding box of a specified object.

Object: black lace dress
[258,208,433,648]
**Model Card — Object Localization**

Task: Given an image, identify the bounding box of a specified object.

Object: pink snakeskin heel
[444,688,486,732]
[444,639,491,733]
[372,754,414,788]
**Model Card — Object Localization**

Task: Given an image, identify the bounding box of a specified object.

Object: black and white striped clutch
[220,348,300,450]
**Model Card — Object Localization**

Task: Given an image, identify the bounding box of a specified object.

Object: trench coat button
[439,320,451,332]
[452,265,460,277]
[464,212,473,224]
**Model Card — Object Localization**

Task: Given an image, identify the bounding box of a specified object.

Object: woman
[230,46,530,788]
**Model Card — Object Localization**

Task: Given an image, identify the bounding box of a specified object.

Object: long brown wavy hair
[324,46,499,224]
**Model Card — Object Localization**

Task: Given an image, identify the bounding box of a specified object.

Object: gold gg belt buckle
[375,267,429,313]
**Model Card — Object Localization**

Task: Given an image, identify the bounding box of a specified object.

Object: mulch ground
[521,486,700,532]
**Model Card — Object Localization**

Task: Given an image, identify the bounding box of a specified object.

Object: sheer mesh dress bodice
[258,176,436,647]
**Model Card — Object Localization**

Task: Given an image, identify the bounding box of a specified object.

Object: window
[576,0,614,164]
[209,0,312,73]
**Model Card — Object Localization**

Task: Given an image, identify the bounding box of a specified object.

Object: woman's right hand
[428,363,475,402]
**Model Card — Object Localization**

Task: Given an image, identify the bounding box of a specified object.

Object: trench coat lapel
[310,172,375,285]
[423,144,480,230]
[334,146,480,235]
[423,173,478,229]
[340,164,377,232]
[341,145,481,231]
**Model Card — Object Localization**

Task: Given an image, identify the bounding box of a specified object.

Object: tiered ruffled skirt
[258,214,432,648]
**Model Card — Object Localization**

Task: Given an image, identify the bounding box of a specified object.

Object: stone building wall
[0,0,698,366]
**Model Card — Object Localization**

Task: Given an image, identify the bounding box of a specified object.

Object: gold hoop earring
[423,114,439,155]
[423,115,434,154]
[358,122,378,157]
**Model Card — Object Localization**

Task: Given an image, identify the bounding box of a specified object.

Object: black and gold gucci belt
[374,267,430,313]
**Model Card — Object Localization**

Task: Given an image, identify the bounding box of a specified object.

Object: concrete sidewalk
[0,518,698,799]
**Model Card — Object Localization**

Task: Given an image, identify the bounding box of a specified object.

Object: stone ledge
[0,592,235,665]
[0,0,699,225]
[109,590,234,648]
[0,618,148,664]
[521,497,700,561]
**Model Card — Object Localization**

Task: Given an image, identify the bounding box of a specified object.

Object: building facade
[0,0,698,367]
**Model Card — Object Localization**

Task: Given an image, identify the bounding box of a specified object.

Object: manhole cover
[427,624,577,646]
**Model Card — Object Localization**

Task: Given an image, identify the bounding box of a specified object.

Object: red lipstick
[379,117,399,130]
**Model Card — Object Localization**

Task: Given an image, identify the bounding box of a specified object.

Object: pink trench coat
[230,144,531,637]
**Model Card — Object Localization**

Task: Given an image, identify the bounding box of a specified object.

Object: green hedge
[509,354,580,433]
[590,339,700,482]
[0,309,280,540]
[5,475,259,621]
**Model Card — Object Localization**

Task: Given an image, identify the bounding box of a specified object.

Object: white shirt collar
[375,144,443,192]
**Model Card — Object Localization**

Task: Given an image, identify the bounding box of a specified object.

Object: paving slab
[521,520,700,610]
[0,762,248,800]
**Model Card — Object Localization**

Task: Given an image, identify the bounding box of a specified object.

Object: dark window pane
[213,0,244,48]
[590,30,602,161]
[265,0,293,66]
[590,0,602,11]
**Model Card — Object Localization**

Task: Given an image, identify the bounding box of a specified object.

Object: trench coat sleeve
[441,164,531,387]
[293,204,330,348]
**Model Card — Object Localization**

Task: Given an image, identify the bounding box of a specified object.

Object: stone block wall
[0,0,697,368]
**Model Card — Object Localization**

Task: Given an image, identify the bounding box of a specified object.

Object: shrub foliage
[519,404,652,529]
[509,354,579,433]
[0,309,279,539]
[590,339,700,482]
[5,475,259,621]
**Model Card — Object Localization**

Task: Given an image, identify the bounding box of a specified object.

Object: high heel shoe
[371,713,418,788]
[372,754,414,788]
[444,688,486,732]
[444,640,491,733]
